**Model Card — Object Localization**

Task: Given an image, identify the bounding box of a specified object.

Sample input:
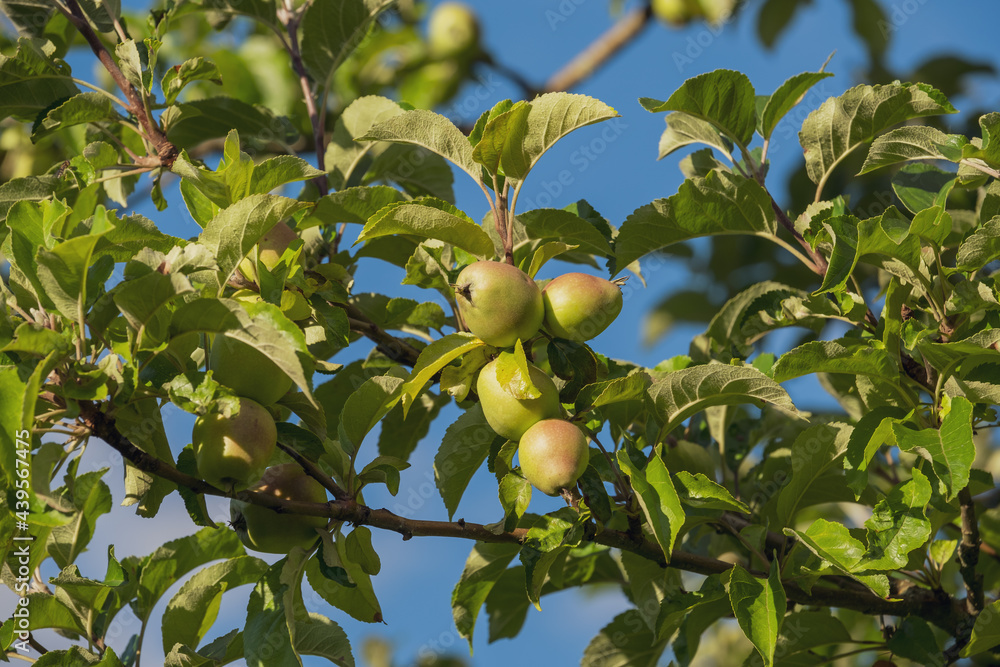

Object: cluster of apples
[455,261,623,496]
[191,223,328,554]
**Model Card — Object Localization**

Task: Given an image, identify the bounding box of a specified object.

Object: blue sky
[9,0,1000,665]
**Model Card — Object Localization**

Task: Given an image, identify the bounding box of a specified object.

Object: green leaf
[498,473,531,531]
[32,647,123,667]
[200,0,279,31]
[759,71,834,140]
[398,332,484,414]
[36,234,101,320]
[161,555,268,654]
[292,613,354,666]
[769,611,853,658]
[641,69,757,146]
[307,531,381,624]
[163,97,296,148]
[674,471,749,513]
[655,112,733,161]
[859,125,968,174]
[614,171,777,273]
[199,194,310,283]
[493,346,542,400]
[617,449,684,561]
[575,371,651,412]
[300,0,395,89]
[963,112,1000,169]
[772,339,898,383]
[962,599,1000,657]
[892,164,958,216]
[434,403,501,520]
[798,81,956,188]
[729,561,786,667]
[132,527,247,622]
[169,298,314,403]
[356,199,495,258]
[472,100,531,177]
[0,37,79,123]
[48,469,112,568]
[304,186,406,228]
[359,109,481,184]
[508,92,619,182]
[451,541,521,647]
[338,374,403,455]
[161,57,222,105]
[892,396,975,501]
[244,558,300,667]
[808,208,928,295]
[0,367,26,487]
[581,609,668,667]
[648,364,800,438]
[784,519,890,597]
[517,208,613,257]
[860,468,932,570]
[116,398,177,517]
[957,216,1000,270]
[247,155,325,196]
[888,616,943,665]
[32,91,118,140]
[775,422,852,526]
[525,240,578,277]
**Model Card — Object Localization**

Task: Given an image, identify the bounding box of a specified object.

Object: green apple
[238,221,298,283]
[476,357,561,441]
[193,397,276,490]
[230,464,328,553]
[518,419,589,496]
[455,261,544,348]
[428,2,479,59]
[542,273,623,342]
[651,0,703,25]
[210,335,293,406]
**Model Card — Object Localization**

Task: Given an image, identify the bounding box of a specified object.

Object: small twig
[543,4,652,93]
[56,0,177,166]
[335,301,422,366]
[276,441,350,501]
[482,54,539,98]
[279,4,329,200]
[960,158,1000,180]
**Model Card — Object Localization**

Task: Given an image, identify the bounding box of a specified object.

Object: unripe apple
[518,419,589,496]
[651,0,691,25]
[238,221,298,283]
[210,335,293,406]
[230,464,329,554]
[542,273,623,342]
[476,357,562,441]
[427,2,479,59]
[455,261,544,348]
[193,397,276,490]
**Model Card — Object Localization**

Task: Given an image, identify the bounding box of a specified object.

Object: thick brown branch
[337,301,422,366]
[79,398,969,634]
[958,487,985,615]
[59,0,177,167]
[543,5,652,93]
